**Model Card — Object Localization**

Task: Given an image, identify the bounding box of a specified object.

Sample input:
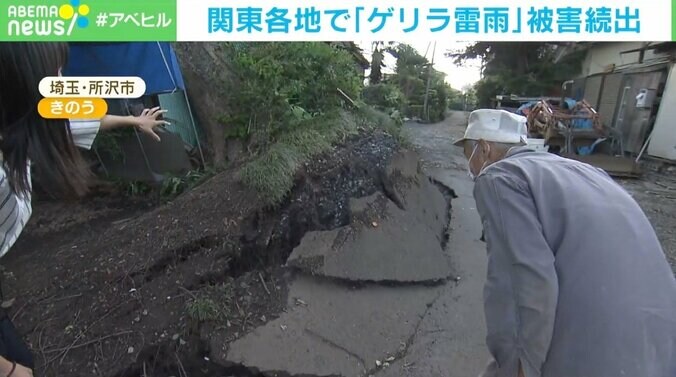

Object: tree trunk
[173,42,235,166]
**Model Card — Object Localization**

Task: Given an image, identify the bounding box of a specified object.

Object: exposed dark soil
[18,190,157,245]
[0,131,401,377]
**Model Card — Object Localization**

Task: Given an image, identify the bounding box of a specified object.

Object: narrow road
[379,111,490,377]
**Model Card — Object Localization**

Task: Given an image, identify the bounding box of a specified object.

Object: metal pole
[635,128,655,163]
[615,86,631,131]
[182,90,207,168]
[561,80,574,106]
[93,147,110,177]
[614,86,631,155]
[157,42,206,168]
[133,128,158,182]
[119,99,155,182]
[422,41,436,122]
[125,99,157,182]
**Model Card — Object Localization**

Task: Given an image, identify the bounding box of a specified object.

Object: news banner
[0,0,672,42]
[1,0,672,118]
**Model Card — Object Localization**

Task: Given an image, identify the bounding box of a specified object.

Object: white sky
[356,41,482,91]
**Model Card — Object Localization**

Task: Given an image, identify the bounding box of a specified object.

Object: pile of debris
[522,98,640,178]
[526,99,603,137]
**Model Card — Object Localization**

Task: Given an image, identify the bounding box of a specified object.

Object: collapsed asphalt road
[7,112,490,377]
[12,110,673,377]
[213,111,676,377]
[214,112,490,377]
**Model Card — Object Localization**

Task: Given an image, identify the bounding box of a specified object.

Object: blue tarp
[63,42,185,95]
[516,101,537,116]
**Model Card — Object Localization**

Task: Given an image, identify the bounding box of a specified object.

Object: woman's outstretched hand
[135,107,170,142]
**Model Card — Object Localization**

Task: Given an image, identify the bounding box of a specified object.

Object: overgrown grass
[113,168,217,203]
[277,127,332,158]
[241,107,405,207]
[160,168,216,200]
[186,297,221,322]
[240,143,304,206]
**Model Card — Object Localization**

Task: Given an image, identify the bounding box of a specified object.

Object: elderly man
[455,109,676,377]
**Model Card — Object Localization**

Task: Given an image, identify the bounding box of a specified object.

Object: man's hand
[135,107,169,142]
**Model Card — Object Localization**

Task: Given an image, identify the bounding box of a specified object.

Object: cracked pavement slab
[217,276,443,377]
[287,150,451,284]
[287,195,451,282]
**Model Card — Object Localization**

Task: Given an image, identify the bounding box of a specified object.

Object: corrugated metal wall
[579,66,669,155]
[648,63,676,160]
[617,71,665,154]
[597,73,623,128]
[583,75,604,108]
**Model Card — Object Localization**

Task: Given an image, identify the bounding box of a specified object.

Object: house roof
[554,42,676,64]
[620,42,676,55]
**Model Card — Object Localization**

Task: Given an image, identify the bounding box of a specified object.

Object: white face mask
[467,144,479,181]
[467,143,490,181]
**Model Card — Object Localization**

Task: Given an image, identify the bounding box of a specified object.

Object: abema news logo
[5,0,90,38]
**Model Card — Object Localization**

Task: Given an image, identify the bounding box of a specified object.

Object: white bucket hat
[454,109,529,146]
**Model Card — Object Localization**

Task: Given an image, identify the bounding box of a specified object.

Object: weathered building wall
[580,42,664,76]
[648,63,676,161]
[574,43,673,157]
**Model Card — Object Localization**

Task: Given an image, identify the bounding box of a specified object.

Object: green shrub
[222,42,363,143]
[362,83,405,112]
[356,106,409,146]
[224,43,415,206]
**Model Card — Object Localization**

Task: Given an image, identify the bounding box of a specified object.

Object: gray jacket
[474,148,676,377]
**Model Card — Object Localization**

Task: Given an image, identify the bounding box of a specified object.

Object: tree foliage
[462,85,479,110]
[369,41,397,85]
[363,44,452,123]
[450,42,585,107]
[225,43,401,205]
[395,44,452,122]
[221,42,362,143]
[447,87,467,111]
[362,83,405,113]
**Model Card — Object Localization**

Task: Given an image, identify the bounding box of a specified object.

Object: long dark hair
[0,42,90,198]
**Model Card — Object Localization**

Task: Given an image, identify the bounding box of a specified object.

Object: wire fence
[92,94,205,183]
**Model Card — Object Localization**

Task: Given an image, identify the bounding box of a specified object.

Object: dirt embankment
[1,131,451,377]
